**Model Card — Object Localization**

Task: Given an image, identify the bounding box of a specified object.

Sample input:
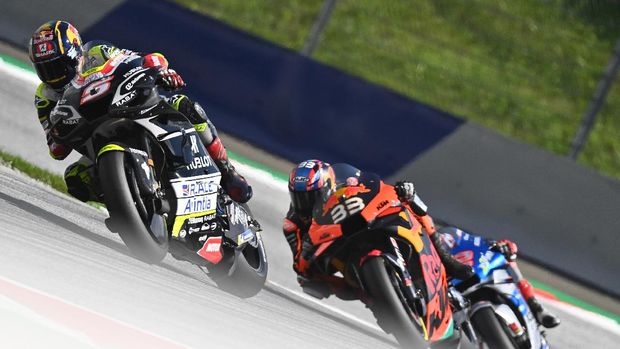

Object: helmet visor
[290,190,320,216]
[34,55,72,87]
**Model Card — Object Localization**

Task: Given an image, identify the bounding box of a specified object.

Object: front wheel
[361,257,426,348]
[470,307,518,349]
[98,151,168,263]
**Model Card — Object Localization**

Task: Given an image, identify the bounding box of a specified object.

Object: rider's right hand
[157,68,185,91]
[394,181,415,202]
[491,239,518,261]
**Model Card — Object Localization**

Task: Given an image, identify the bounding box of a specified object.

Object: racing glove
[394,181,415,201]
[430,233,475,280]
[157,68,185,91]
[295,234,315,275]
[491,239,518,261]
[46,131,71,160]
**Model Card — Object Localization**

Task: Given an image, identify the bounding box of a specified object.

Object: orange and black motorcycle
[297,171,457,347]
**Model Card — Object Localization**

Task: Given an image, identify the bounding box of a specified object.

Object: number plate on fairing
[170,173,221,215]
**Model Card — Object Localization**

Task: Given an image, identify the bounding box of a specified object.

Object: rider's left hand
[157,68,185,91]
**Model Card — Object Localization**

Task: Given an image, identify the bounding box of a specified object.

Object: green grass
[531,279,620,324]
[0,150,106,209]
[0,149,67,193]
[173,0,620,180]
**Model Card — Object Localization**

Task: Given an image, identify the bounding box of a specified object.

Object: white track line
[267,280,383,333]
[0,275,188,348]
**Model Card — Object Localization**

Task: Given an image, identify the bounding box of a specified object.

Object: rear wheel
[361,257,426,348]
[208,232,268,298]
[470,307,518,349]
[99,151,168,263]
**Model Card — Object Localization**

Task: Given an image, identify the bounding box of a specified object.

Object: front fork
[449,287,480,346]
[359,237,426,318]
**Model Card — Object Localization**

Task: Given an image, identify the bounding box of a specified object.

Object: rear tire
[208,233,268,298]
[99,151,168,263]
[470,307,518,349]
[361,257,426,348]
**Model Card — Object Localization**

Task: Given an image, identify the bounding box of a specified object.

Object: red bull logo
[322,184,371,215]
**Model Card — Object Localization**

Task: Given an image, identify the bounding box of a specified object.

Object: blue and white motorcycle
[441,227,550,349]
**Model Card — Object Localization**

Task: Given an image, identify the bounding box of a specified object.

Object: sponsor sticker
[128,148,148,157]
[33,30,54,44]
[197,236,223,264]
[181,180,217,197]
[171,174,220,198]
[228,204,248,225]
[190,135,199,154]
[125,72,146,91]
[178,195,215,215]
[113,90,137,107]
[35,42,55,58]
[186,156,213,170]
[201,222,218,232]
[188,216,204,224]
[473,236,481,247]
[122,66,145,78]
[237,229,254,245]
[171,175,221,215]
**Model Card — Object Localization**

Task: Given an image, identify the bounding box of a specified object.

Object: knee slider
[64,163,92,202]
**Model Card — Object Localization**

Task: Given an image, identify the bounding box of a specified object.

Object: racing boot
[207,137,252,203]
[430,233,475,280]
[518,279,560,328]
[64,158,101,203]
[169,95,253,203]
[528,298,560,328]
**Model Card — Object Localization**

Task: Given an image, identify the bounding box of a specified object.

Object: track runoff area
[0,54,619,348]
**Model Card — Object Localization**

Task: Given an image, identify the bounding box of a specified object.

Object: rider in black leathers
[29,20,251,204]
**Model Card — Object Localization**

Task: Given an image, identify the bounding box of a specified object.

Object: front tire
[361,257,426,348]
[98,151,168,263]
[470,307,518,349]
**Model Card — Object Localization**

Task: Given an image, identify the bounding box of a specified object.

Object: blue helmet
[288,160,336,216]
[29,20,82,89]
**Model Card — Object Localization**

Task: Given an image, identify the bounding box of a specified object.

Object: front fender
[471,300,527,340]
[359,249,418,308]
[97,142,156,198]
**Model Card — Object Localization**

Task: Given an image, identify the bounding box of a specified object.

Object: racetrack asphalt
[0,45,619,348]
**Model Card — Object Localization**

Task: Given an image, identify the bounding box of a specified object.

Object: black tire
[361,257,426,348]
[470,307,518,349]
[99,151,168,263]
[208,232,268,298]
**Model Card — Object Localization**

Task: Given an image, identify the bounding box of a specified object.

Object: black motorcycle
[49,45,267,297]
